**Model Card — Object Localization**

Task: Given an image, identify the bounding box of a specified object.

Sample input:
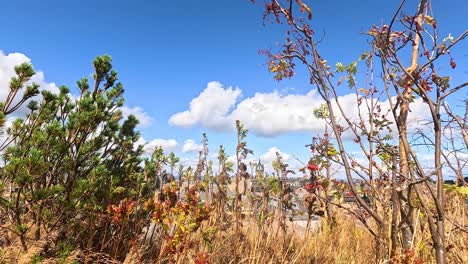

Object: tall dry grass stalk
[161,216,375,264]
[161,199,467,264]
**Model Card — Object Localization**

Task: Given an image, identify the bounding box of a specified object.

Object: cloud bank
[0,51,60,116]
[121,106,153,128]
[169,81,430,138]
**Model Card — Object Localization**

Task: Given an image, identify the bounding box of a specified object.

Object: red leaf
[450,58,456,69]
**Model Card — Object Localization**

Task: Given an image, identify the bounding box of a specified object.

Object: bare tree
[252,0,467,262]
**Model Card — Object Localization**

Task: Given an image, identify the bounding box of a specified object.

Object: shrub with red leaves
[107,198,135,224]
[307,163,319,171]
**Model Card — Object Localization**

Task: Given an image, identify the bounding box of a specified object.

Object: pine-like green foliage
[0,56,148,251]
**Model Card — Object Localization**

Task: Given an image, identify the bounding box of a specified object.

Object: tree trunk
[390,155,400,257]
[397,87,414,251]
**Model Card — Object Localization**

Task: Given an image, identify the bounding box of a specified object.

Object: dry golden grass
[168,209,467,264]
[1,195,466,263]
[164,216,376,264]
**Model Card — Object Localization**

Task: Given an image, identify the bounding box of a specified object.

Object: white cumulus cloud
[136,137,178,154]
[230,90,327,136]
[121,106,153,128]
[169,81,432,138]
[260,146,291,164]
[245,147,297,173]
[0,51,59,116]
[182,139,202,153]
[169,81,241,130]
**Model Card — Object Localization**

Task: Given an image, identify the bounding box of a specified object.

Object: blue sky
[1,0,467,173]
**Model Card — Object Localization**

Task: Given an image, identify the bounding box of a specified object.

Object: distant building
[293,187,308,199]
[254,159,264,180]
[284,178,303,189]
